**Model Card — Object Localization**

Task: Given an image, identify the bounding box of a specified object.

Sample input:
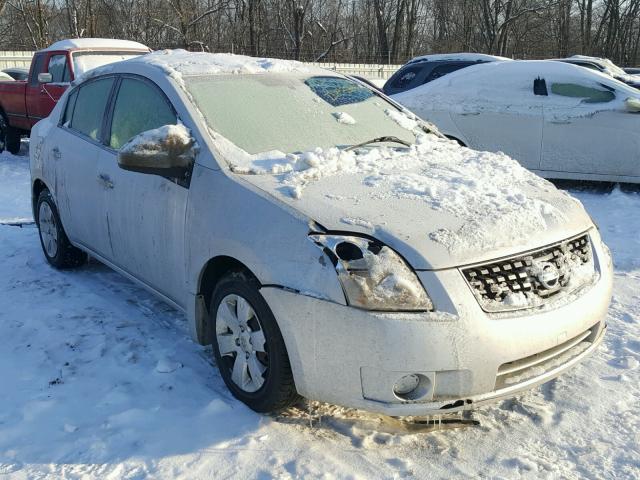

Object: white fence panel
[0,51,400,79]
[0,51,34,69]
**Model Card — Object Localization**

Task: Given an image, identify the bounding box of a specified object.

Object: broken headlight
[309,234,433,311]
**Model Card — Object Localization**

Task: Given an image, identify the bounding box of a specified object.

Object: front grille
[462,233,594,312]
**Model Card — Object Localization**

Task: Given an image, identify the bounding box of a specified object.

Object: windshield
[72,51,146,76]
[185,74,418,155]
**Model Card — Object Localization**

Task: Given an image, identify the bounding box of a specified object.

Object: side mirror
[624,97,640,112]
[117,124,195,179]
[38,72,53,83]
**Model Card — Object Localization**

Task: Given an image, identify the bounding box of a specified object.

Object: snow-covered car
[30,50,612,416]
[383,53,510,96]
[393,60,640,183]
[554,55,640,89]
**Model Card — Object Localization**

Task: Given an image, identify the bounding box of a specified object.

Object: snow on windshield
[186,74,417,154]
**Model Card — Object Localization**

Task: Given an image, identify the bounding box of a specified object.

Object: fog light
[393,374,420,396]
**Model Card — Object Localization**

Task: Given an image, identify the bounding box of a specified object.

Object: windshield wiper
[345,136,412,151]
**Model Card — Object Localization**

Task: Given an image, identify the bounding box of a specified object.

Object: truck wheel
[0,113,20,155]
[36,189,87,269]
[210,272,300,413]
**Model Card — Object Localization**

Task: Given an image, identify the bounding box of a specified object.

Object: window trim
[103,73,178,152]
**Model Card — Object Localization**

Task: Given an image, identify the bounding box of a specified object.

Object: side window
[550,82,615,103]
[424,63,471,84]
[61,89,78,125]
[69,77,115,141]
[29,54,46,87]
[109,78,177,150]
[48,55,70,83]
[390,66,422,89]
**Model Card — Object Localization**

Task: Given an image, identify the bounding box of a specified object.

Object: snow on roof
[564,55,627,77]
[408,52,511,64]
[135,49,313,78]
[43,38,150,52]
[393,60,639,121]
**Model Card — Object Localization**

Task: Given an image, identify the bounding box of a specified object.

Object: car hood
[230,135,593,270]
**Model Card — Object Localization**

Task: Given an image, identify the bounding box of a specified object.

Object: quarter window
[48,55,70,83]
[550,82,615,103]
[109,78,177,150]
[62,89,78,125]
[69,77,115,141]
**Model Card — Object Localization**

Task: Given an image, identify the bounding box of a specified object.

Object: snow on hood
[232,133,592,269]
[393,60,640,122]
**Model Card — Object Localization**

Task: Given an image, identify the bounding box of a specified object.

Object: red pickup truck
[0,38,150,154]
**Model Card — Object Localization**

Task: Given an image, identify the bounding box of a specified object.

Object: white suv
[30,50,612,415]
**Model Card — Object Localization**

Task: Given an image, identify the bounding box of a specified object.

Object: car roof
[80,49,332,85]
[394,59,639,99]
[42,38,150,52]
[406,52,511,65]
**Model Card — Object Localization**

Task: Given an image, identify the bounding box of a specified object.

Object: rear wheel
[36,189,87,269]
[0,113,20,155]
[210,273,299,412]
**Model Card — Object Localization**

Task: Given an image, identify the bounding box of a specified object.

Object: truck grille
[462,233,594,312]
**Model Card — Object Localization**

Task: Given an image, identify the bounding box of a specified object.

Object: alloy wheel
[215,294,269,393]
[38,201,58,258]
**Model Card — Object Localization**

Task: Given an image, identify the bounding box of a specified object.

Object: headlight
[309,234,433,311]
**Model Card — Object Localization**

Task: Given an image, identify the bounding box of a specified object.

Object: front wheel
[210,273,299,412]
[36,189,87,269]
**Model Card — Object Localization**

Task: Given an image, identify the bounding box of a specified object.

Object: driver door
[98,75,189,306]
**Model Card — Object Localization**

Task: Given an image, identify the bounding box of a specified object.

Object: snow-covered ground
[0,146,638,479]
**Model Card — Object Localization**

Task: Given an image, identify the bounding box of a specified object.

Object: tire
[0,113,20,155]
[36,189,87,269]
[210,272,300,412]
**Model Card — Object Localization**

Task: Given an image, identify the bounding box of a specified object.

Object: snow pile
[234,133,572,253]
[332,112,356,124]
[0,145,32,224]
[119,123,195,169]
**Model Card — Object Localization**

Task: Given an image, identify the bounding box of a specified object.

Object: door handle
[97,173,114,189]
[460,111,480,116]
[52,147,61,160]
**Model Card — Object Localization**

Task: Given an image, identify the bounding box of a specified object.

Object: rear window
[424,63,471,83]
[390,66,422,89]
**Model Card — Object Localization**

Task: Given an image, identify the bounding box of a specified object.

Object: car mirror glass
[38,72,53,84]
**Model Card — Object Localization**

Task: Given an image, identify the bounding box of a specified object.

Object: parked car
[2,67,29,81]
[30,50,612,415]
[383,53,510,96]
[553,55,640,89]
[0,38,150,154]
[393,60,640,183]
[0,72,14,81]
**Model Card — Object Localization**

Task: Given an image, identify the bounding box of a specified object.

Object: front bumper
[261,232,613,416]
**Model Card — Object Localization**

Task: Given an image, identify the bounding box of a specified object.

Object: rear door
[51,76,116,257]
[540,80,640,176]
[450,75,544,170]
[25,51,71,125]
[98,75,189,305]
